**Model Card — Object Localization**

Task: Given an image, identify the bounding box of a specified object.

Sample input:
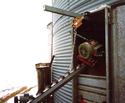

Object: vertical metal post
[111,8,119,103]
[105,7,110,103]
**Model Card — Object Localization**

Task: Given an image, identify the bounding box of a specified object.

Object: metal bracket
[44,5,82,17]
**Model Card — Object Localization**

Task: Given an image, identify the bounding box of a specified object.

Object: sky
[0,0,52,97]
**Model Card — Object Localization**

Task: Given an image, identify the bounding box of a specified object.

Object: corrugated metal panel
[52,0,70,25]
[53,0,69,9]
[69,0,118,13]
[78,74,106,103]
[52,1,73,103]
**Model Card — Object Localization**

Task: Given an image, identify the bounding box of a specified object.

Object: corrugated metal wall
[52,0,73,103]
[52,0,118,103]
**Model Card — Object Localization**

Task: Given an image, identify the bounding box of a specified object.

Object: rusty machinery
[72,13,104,68]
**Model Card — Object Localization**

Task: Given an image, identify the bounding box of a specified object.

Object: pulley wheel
[78,42,93,59]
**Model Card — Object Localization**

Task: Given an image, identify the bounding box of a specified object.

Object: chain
[73,28,77,45]
[73,28,88,45]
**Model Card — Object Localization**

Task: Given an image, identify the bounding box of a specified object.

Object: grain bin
[45,0,125,103]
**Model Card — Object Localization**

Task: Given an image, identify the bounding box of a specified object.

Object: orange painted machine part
[72,16,84,29]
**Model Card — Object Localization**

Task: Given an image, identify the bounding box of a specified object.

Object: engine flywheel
[78,42,93,59]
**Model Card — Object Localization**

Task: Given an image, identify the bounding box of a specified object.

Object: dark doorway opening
[75,9,106,76]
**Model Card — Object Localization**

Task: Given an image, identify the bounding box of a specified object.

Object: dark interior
[75,9,106,76]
